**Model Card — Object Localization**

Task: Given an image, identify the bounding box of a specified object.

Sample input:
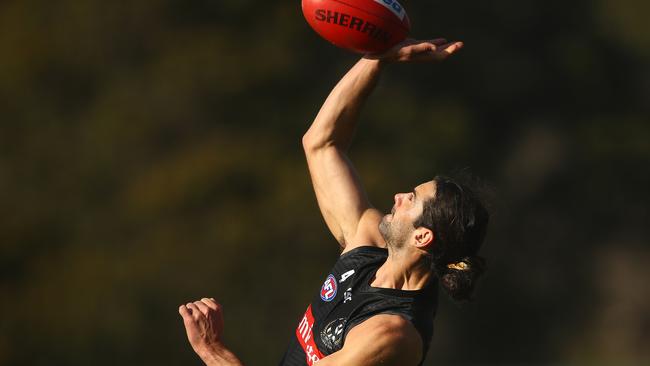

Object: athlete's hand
[367,38,463,63]
[179,298,225,360]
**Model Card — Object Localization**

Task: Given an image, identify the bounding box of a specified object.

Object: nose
[394,193,406,206]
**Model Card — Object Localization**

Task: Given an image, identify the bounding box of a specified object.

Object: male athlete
[179,37,489,366]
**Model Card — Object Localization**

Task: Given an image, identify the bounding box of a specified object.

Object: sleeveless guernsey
[278,246,438,366]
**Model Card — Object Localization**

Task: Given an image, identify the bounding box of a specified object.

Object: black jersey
[278,246,438,366]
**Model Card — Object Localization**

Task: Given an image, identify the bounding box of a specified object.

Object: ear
[413,227,434,249]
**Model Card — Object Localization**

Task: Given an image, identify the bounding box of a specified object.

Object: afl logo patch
[320,274,338,302]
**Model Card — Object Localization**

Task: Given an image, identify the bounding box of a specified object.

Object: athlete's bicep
[304,145,384,248]
[316,315,422,366]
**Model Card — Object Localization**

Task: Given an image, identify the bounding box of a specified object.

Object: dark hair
[413,175,489,302]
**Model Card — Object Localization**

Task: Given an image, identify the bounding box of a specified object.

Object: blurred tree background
[1,0,648,365]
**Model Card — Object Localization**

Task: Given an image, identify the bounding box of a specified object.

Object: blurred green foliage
[0,0,648,365]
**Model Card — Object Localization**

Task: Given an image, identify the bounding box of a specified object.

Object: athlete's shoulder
[352,314,422,364]
[327,314,422,366]
[352,314,421,340]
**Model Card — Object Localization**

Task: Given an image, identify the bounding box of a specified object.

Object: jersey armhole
[339,245,388,259]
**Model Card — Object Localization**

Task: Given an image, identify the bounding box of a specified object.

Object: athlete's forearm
[198,344,245,366]
[302,58,384,151]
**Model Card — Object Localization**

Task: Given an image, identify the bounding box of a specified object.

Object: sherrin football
[302,0,411,54]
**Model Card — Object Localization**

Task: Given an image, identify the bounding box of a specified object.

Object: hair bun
[440,255,487,302]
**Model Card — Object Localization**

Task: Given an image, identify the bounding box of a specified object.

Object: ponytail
[436,256,486,302]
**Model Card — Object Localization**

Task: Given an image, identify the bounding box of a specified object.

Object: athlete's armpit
[315,314,422,366]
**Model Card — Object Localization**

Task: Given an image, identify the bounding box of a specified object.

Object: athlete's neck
[370,248,432,291]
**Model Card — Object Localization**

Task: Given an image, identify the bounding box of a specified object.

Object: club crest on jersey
[320,274,338,302]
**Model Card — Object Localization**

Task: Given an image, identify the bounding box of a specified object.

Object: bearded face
[380,181,436,251]
[379,211,413,251]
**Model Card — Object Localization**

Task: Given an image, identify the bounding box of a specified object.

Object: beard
[379,214,410,251]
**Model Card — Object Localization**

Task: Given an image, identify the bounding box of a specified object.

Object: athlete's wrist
[197,343,244,366]
[360,56,386,71]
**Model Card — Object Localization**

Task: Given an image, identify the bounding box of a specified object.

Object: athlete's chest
[292,248,391,365]
[310,255,386,352]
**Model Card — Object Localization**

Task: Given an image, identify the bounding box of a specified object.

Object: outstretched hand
[367,38,463,63]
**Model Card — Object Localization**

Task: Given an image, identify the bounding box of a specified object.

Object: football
[302,0,411,54]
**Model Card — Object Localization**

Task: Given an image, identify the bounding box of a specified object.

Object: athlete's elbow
[301,131,317,151]
[302,131,332,153]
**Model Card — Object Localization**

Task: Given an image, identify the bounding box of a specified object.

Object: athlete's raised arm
[302,39,463,252]
[301,57,384,250]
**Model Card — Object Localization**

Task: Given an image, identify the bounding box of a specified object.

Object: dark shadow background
[1,0,648,365]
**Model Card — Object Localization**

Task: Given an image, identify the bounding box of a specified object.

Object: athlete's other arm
[180,298,423,366]
[302,39,463,252]
[313,314,423,366]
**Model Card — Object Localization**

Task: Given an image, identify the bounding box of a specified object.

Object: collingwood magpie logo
[320,318,347,351]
